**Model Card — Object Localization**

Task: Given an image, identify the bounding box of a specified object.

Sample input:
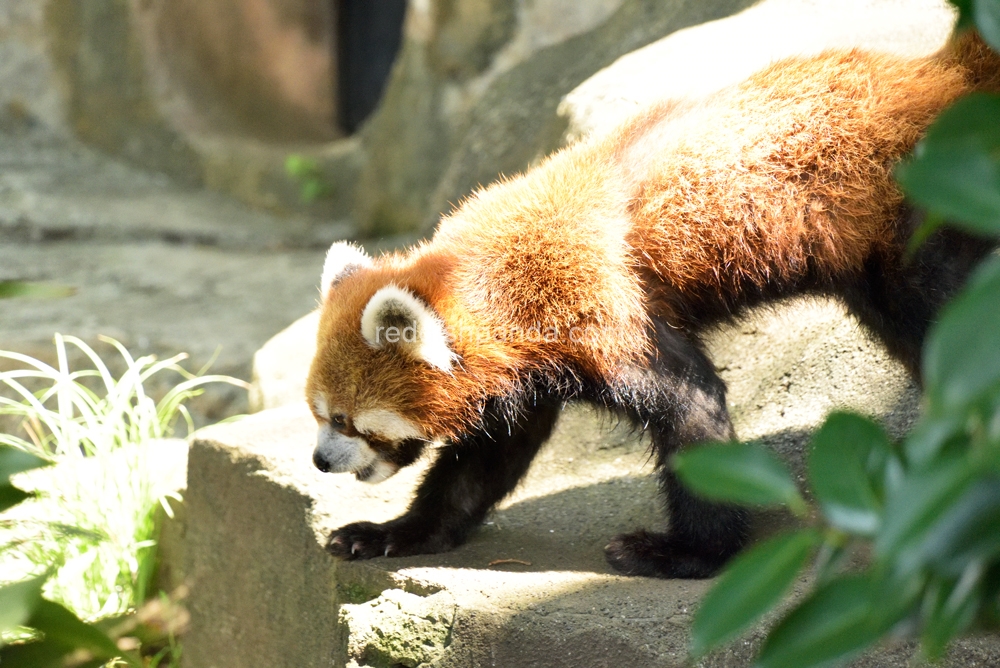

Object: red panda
[306,35,1000,578]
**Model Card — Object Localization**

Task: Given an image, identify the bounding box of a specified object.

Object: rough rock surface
[560,0,956,141]
[0,0,65,132]
[353,0,756,235]
[132,0,340,143]
[248,310,320,412]
[0,0,359,219]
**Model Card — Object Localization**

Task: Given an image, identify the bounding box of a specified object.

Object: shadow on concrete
[358,378,923,582]
[350,425,859,579]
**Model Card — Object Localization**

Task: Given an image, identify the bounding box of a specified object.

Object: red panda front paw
[326,519,461,560]
[326,522,398,560]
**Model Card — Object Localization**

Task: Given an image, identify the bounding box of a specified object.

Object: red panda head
[306,241,488,483]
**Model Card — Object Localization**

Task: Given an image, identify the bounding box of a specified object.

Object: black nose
[312,449,331,473]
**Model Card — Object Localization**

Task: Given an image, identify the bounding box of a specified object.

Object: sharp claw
[351,542,361,555]
[330,535,343,546]
[384,545,392,557]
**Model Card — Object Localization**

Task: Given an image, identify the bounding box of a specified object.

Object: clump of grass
[0,334,248,621]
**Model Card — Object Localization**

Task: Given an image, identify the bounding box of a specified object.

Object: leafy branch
[675,5,1000,665]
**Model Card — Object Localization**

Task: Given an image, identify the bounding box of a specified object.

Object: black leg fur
[327,398,562,560]
[601,319,751,578]
[842,217,994,379]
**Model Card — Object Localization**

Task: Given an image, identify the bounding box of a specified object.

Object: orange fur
[308,34,999,441]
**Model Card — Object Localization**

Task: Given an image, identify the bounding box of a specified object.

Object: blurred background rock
[0,0,761,422]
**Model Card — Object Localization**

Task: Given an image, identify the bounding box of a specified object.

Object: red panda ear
[320,242,372,301]
[360,286,455,371]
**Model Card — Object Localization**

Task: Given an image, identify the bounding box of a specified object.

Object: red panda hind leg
[326,399,562,560]
[839,208,995,379]
[599,318,750,578]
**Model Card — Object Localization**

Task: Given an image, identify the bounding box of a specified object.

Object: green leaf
[896,93,1000,234]
[672,442,806,513]
[755,574,889,668]
[905,211,945,257]
[27,599,138,666]
[0,281,76,300]
[284,154,314,178]
[876,456,975,574]
[0,446,51,484]
[923,256,1000,413]
[974,0,1000,53]
[0,485,32,513]
[0,639,80,668]
[0,575,46,635]
[808,413,892,535]
[691,529,820,657]
[905,413,964,469]
[919,477,1000,576]
[921,568,983,661]
[949,0,975,32]
[301,178,327,203]
[0,448,49,513]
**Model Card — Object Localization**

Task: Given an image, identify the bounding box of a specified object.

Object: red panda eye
[331,414,348,429]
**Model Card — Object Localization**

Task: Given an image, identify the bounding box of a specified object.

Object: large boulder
[133,0,339,143]
[0,0,360,219]
[560,0,955,142]
[45,0,204,185]
[353,0,760,235]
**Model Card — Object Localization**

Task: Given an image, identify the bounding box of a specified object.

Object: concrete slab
[0,128,350,249]
[183,297,1000,668]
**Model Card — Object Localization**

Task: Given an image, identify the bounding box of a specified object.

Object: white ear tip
[361,285,455,371]
[320,242,372,297]
[421,346,455,372]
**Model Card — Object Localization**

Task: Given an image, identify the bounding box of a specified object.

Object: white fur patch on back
[360,285,454,371]
[320,241,372,300]
[354,409,424,442]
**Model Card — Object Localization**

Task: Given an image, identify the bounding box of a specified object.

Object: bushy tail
[942,30,1000,92]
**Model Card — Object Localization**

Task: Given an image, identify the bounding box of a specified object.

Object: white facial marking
[320,242,372,299]
[313,423,403,484]
[354,409,423,442]
[312,394,330,421]
[360,460,397,484]
[314,423,375,473]
[360,285,455,371]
